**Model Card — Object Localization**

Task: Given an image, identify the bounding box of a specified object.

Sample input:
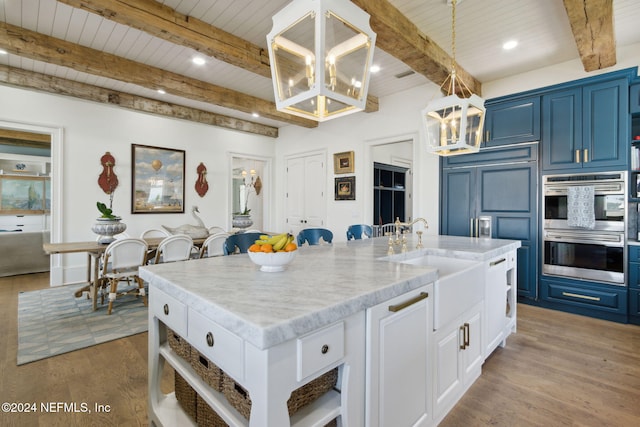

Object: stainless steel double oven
[542,171,626,285]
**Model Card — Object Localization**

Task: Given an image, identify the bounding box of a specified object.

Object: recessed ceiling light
[0,49,7,55]
[252,113,260,118]
[157,89,166,94]
[370,65,380,73]
[503,40,518,50]
[192,57,206,65]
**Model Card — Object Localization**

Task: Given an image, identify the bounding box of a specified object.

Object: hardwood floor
[1,273,639,426]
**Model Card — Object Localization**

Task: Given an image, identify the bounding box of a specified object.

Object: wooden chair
[297,228,333,246]
[154,234,194,264]
[224,232,263,255]
[200,232,230,258]
[346,224,373,240]
[99,238,148,315]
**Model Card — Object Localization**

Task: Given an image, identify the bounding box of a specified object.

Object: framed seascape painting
[335,176,355,200]
[131,144,185,213]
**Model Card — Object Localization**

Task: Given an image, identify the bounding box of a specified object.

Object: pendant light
[421,0,485,156]
[266,0,376,122]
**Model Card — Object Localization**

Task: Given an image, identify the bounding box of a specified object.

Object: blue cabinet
[630,83,640,115]
[627,245,640,325]
[440,145,538,299]
[542,78,629,172]
[483,97,540,147]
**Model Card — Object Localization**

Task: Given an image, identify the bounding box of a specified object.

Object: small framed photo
[333,151,355,174]
[335,176,355,200]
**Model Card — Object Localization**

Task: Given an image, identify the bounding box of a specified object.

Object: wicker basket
[190,349,224,392]
[167,327,191,361]
[175,372,197,422]
[196,394,229,427]
[223,367,339,420]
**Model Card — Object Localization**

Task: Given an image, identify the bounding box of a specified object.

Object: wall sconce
[267,0,377,122]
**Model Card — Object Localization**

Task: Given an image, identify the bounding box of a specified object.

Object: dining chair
[297,228,333,246]
[140,228,170,239]
[154,234,194,264]
[207,226,226,235]
[99,237,148,315]
[223,232,263,255]
[346,224,373,240]
[200,232,230,258]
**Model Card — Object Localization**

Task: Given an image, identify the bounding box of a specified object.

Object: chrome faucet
[387,217,429,254]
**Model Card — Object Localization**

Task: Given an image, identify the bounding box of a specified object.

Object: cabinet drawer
[0,215,44,231]
[150,287,187,336]
[629,245,640,263]
[297,321,344,381]
[188,308,244,381]
[541,281,626,312]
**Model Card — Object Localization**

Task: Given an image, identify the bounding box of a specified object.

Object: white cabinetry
[433,301,483,424]
[366,284,433,427]
[483,252,518,359]
[0,214,47,232]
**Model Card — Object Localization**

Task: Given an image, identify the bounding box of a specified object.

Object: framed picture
[131,144,185,214]
[0,175,49,214]
[335,176,355,200]
[333,151,355,174]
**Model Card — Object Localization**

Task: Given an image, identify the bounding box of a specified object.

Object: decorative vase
[232,214,253,229]
[92,217,127,244]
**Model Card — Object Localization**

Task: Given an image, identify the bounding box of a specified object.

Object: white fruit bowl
[248,250,297,272]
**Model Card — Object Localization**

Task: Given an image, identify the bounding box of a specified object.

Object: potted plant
[92,193,127,244]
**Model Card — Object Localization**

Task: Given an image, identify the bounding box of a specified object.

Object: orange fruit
[249,244,261,252]
[284,242,297,252]
[261,243,273,253]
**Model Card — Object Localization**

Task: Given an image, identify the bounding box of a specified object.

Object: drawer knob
[321,344,329,354]
[163,304,169,315]
[206,332,215,347]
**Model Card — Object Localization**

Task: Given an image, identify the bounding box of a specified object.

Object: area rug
[17,283,148,365]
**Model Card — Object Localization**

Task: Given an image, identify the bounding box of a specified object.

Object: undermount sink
[395,254,485,329]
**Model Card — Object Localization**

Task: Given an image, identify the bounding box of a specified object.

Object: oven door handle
[544,232,623,245]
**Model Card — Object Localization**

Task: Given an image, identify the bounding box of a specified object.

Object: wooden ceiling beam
[57,0,379,114]
[562,0,616,71]
[0,65,279,138]
[0,21,317,129]
[351,0,482,97]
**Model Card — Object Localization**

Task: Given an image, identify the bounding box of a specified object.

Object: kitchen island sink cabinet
[141,235,519,427]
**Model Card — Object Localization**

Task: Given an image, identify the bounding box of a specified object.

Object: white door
[285,153,326,235]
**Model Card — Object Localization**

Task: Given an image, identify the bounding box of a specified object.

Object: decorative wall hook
[195,162,209,197]
[98,151,119,194]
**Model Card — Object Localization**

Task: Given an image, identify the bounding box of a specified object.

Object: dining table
[43,236,207,311]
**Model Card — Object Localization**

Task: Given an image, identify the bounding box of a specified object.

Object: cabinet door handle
[485,130,490,142]
[459,325,466,350]
[163,304,169,315]
[562,292,600,301]
[464,323,470,348]
[470,218,474,238]
[490,258,506,266]
[575,149,581,163]
[583,149,589,163]
[388,292,429,312]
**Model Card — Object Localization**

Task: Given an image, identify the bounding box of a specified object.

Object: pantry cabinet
[542,78,629,172]
[366,284,433,427]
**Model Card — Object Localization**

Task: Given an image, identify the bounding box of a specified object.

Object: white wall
[0,85,275,284]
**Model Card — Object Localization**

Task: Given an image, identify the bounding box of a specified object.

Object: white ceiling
[1,0,640,129]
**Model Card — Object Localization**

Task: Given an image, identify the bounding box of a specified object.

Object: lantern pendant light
[421,0,485,156]
[267,0,376,122]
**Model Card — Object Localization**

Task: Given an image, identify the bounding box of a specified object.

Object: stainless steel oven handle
[544,182,624,195]
[544,232,623,244]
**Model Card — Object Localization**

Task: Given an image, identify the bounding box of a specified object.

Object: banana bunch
[254,233,294,251]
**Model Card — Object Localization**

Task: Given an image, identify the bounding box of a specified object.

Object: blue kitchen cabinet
[630,83,640,114]
[542,78,629,172]
[440,145,538,299]
[627,245,640,325]
[483,96,540,147]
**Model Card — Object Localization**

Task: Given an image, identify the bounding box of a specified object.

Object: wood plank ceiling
[0,0,634,139]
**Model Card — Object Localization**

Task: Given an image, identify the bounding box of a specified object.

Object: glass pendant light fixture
[267,0,376,122]
[421,0,485,156]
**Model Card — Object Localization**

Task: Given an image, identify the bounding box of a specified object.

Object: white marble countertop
[140,235,520,350]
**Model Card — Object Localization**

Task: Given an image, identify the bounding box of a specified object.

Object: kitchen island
[141,234,520,427]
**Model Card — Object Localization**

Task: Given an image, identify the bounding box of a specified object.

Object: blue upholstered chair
[297,228,333,246]
[223,232,263,255]
[346,224,373,240]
